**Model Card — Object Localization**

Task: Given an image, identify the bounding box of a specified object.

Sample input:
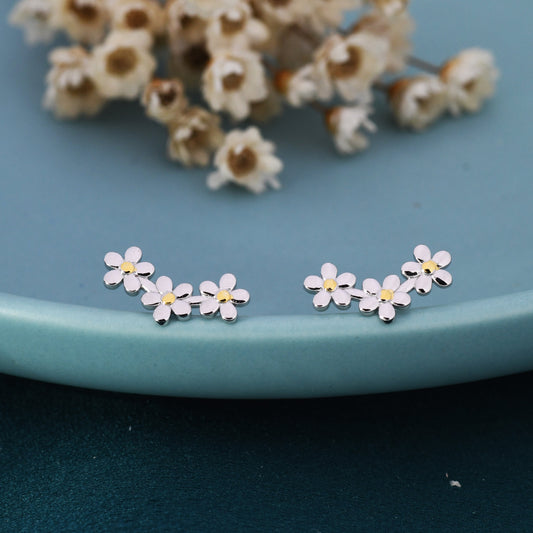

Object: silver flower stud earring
[303,245,453,323]
[103,246,155,294]
[141,276,193,325]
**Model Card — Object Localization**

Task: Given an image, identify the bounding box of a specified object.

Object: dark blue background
[2,372,533,532]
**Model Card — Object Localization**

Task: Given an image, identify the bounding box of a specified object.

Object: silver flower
[189,273,250,323]
[103,246,154,295]
[141,276,193,325]
[401,244,453,295]
[349,275,412,323]
[304,263,356,311]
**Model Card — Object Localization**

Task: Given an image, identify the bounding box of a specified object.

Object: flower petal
[104,252,123,269]
[321,263,337,280]
[433,250,452,269]
[392,291,411,308]
[199,280,219,297]
[174,283,193,299]
[362,278,381,296]
[141,291,161,309]
[124,273,141,294]
[336,272,356,288]
[135,262,154,277]
[200,298,220,317]
[171,300,192,320]
[399,278,415,293]
[153,304,171,325]
[125,246,143,264]
[346,288,365,300]
[103,269,123,288]
[313,290,332,311]
[231,289,250,305]
[402,261,422,278]
[378,302,396,323]
[359,297,379,314]
[332,288,351,309]
[415,275,433,295]
[219,273,236,291]
[414,244,431,263]
[220,301,237,322]
[141,278,157,293]
[382,274,400,291]
[156,276,173,294]
[432,269,453,287]
[304,275,324,293]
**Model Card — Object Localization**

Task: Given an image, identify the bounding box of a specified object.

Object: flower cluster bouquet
[10,0,499,193]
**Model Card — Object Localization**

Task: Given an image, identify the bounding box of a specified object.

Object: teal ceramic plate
[0,0,531,398]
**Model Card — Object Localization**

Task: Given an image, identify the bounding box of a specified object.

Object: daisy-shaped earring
[401,244,452,295]
[350,275,412,323]
[190,273,250,323]
[141,276,193,325]
[103,246,154,295]
[304,263,356,311]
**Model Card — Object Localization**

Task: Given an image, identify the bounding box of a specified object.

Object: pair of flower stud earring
[103,244,453,325]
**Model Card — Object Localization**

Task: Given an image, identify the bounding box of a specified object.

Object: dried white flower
[368,0,409,18]
[166,0,208,45]
[205,0,269,53]
[307,0,363,33]
[274,65,318,107]
[44,46,106,119]
[326,105,377,154]
[202,50,267,120]
[109,0,166,39]
[440,48,499,115]
[142,78,188,124]
[9,0,58,45]
[208,127,283,194]
[167,106,224,166]
[54,0,109,45]
[90,30,156,99]
[388,75,448,130]
[252,0,311,26]
[313,32,388,102]
[352,10,414,72]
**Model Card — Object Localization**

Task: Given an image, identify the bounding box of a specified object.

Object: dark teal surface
[2,371,533,532]
[0,0,532,397]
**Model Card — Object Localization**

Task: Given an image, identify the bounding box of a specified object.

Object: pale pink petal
[171,300,192,320]
[103,269,123,288]
[321,263,337,280]
[156,276,173,294]
[378,302,396,323]
[363,278,381,296]
[304,275,324,292]
[124,273,141,294]
[125,246,142,263]
[359,297,379,314]
[414,244,431,263]
[220,301,237,322]
[331,288,351,308]
[219,273,237,291]
[104,252,123,269]
[313,290,332,311]
[153,304,172,325]
[382,275,400,291]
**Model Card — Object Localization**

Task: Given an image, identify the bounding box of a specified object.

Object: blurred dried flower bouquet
[10,0,499,194]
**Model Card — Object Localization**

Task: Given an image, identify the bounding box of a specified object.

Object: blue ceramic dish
[0,0,531,398]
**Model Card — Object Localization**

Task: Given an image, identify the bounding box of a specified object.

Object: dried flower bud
[142,78,188,124]
[325,105,377,154]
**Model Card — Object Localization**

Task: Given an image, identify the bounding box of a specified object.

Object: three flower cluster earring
[303,244,453,323]
[103,246,250,325]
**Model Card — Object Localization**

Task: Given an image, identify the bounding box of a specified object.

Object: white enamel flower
[304,263,356,311]
[9,0,58,45]
[388,75,448,130]
[167,106,224,166]
[275,65,318,108]
[142,78,188,124]
[141,276,193,325]
[349,275,412,323]
[205,1,269,54]
[189,273,250,323]
[352,11,414,72]
[103,246,155,294]
[202,49,268,120]
[44,46,106,119]
[401,244,453,295]
[109,0,166,38]
[325,105,377,154]
[313,32,388,103]
[440,48,499,116]
[55,0,109,45]
[208,127,283,194]
[90,30,156,99]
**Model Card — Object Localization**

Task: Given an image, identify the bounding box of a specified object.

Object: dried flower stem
[407,55,440,74]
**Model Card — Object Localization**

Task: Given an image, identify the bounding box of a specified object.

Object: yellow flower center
[120,261,136,274]
[162,292,176,305]
[216,290,232,303]
[422,260,439,274]
[380,289,394,301]
[323,279,338,292]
